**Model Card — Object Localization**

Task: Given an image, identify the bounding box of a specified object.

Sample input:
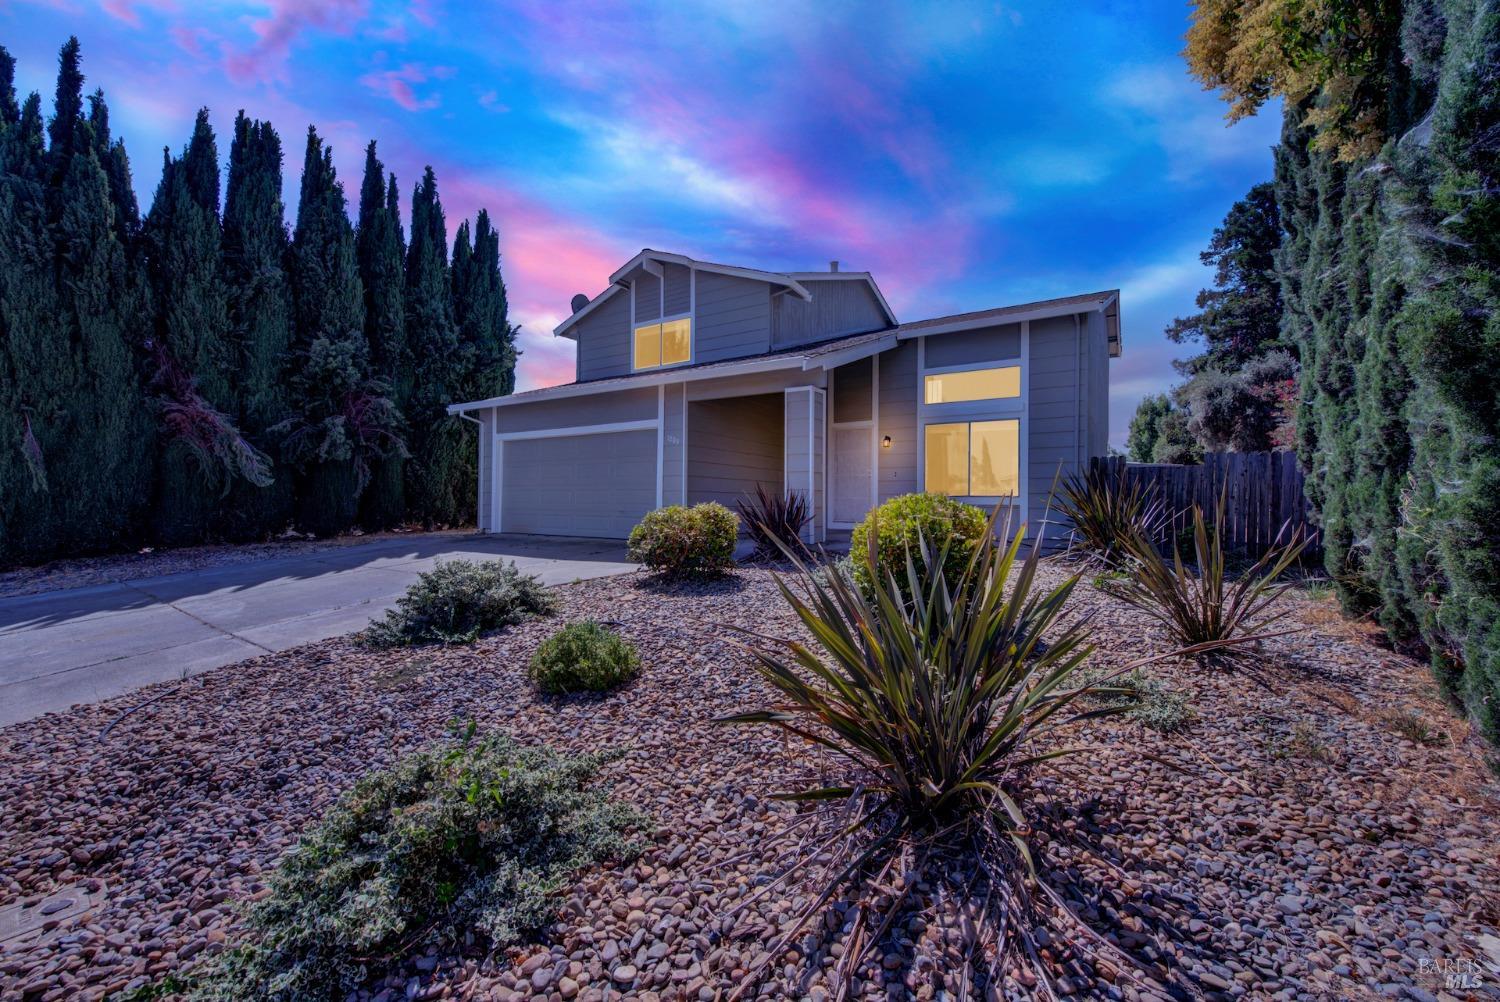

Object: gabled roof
[452,289,1120,414]
[894,289,1121,356]
[552,249,896,339]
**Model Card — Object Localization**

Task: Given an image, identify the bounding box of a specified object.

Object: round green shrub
[626,502,738,577]
[361,558,555,647]
[528,621,641,694]
[849,493,990,602]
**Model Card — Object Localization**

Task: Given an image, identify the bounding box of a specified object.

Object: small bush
[1080,668,1196,733]
[190,728,643,1001]
[363,559,555,647]
[848,492,989,603]
[627,502,738,578]
[736,484,810,559]
[529,621,641,694]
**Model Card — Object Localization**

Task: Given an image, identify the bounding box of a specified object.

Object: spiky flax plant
[1053,463,1168,567]
[718,507,1184,999]
[1107,489,1309,666]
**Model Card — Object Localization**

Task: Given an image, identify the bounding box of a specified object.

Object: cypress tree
[220,111,294,539]
[402,166,463,526]
[142,108,241,545]
[285,126,399,535]
[454,209,517,399]
[52,112,154,553]
[86,88,140,243]
[0,64,65,561]
[355,141,408,529]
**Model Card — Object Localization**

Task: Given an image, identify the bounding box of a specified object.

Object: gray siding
[1026,314,1088,539]
[664,263,691,317]
[812,392,825,539]
[832,357,872,422]
[923,323,1021,368]
[491,386,657,433]
[477,408,495,531]
[876,340,919,502]
[501,430,656,538]
[687,393,781,512]
[695,272,771,363]
[1085,310,1109,459]
[772,278,888,349]
[662,383,686,506]
[575,290,632,382]
[634,272,662,323]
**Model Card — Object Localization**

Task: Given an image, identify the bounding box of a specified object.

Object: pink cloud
[101,0,177,27]
[358,62,452,111]
[224,0,369,83]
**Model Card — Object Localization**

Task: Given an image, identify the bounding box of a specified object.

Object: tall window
[633,316,692,370]
[924,420,1018,497]
[924,365,1020,404]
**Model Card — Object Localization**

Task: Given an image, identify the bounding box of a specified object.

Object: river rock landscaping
[1,563,1497,1001]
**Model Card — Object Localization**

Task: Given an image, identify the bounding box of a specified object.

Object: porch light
[881,435,892,448]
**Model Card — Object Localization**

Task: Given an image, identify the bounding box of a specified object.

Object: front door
[831,426,873,526]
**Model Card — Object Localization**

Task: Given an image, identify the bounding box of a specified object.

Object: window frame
[630,269,696,373]
[915,326,1029,507]
[922,419,1021,499]
[922,362,1022,406]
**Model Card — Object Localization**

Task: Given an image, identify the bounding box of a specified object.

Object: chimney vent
[570,293,590,314]
[829,260,840,272]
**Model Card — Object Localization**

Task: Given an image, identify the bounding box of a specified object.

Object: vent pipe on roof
[829,260,839,272]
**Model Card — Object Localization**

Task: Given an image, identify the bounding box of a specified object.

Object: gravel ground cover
[0,562,1496,1001]
[0,528,467,599]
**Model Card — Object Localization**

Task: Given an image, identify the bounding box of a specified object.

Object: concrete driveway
[0,534,636,728]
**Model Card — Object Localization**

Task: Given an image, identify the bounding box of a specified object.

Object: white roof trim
[610,249,813,300]
[786,271,898,327]
[802,333,899,370]
[449,355,813,413]
[552,284,625,339]
[896,295,1118,340]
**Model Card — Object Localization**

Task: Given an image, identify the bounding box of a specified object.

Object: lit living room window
[633,316,692,370]
[924,419,1018,496]
[924,365,1020,404]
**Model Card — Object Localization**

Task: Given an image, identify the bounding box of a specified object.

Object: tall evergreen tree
[402,166,463,526]
[220,111,294,539]
[453,209,517,399]
[142,108,250,544]
[0,69,66,561]
[355,141,408,529]
[86,88,139,243]
[284,127,399,535]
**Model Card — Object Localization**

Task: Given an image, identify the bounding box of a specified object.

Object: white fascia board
[786,272,899,326]
[611,249,813,301]
[895,299,1113,340]
[448,355,815,414]
[801,333,898,371]
[552,284,625,339]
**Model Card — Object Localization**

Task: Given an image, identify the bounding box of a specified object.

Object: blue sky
[5,1,1280,445]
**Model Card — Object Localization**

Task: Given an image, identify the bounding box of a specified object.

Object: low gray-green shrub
[528,621,641,694]
[1079,668,1196,733]
[190,728,643,1001]
[848,492,989,604]
[627,502,738,577]
[362,559,555,647]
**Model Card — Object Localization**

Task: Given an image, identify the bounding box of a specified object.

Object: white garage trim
[494,419,658,442]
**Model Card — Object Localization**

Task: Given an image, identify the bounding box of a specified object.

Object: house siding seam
[1025,314,1085,539]
[686,394,781,513]
[695,271,771,364]
[876,340,918,502]
[772,279,888,349]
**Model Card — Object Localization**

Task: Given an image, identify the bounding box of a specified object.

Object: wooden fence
[1089,452,1320,558]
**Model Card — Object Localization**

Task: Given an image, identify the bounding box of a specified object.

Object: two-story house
[449,249,1120,543]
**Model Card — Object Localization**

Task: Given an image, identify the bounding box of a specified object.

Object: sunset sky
[4,1,1280,445]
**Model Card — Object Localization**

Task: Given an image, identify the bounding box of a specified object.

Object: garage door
[500,430,657,538]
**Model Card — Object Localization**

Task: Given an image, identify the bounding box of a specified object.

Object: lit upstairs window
[924,365,1020,404]
[633,316,692,370]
